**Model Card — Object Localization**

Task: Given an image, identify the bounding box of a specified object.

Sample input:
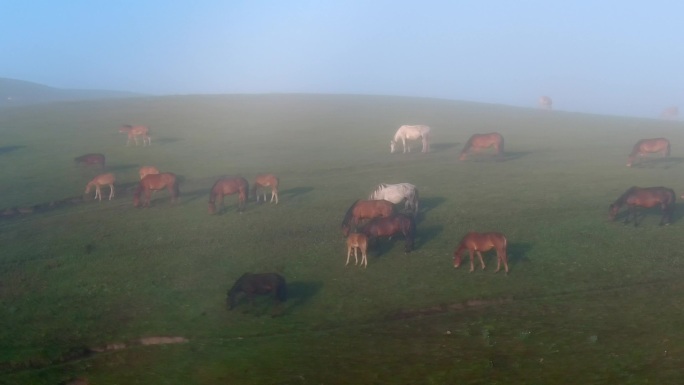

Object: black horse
[360,213,416,253]
[227,273,287,314]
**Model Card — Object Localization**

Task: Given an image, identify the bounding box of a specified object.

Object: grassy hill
[1,94,684,384]
[0,77,143,107]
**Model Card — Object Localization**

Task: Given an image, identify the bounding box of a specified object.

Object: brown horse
[458,132,504,161]
[360,214,416,253]
[626,138,670,167]
[74,153,105,168]
[453,232,509,273]
[227,273,287,315]
[609,186,676,226]
[119,124,151,146]
[346,233,369,268]
[341,199,394,236]
[208,177,249,214]
[133,173,179,207]
[85,173,115,201]
[252,173,279,204]
[139,166,160,179]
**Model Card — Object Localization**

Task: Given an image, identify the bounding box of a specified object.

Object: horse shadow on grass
[278,186,314,202]
[430,142,459,152]
[414,224,444,249]
[418,197,447,219]
[631,157,684,170]
[0,145,25,155]
[284,280,324,314]
[153,137,184,145]
[507,242,533,267]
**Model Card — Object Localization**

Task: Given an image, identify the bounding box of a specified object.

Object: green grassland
[1,94,684,384]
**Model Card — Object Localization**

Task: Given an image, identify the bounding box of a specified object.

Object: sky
[2,0,683,118]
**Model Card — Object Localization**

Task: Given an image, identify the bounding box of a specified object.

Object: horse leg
[403,138,408,153]
[346,246,352,266]
[476,251,486,270]
[468,250,476,272]
[108,184,115,200]
[361,247,367,268]
[95,186,101,201]
[144,189,152,207]
[495,248,509,273]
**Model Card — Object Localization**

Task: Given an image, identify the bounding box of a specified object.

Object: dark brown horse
[74,153,105,168]
[133,173,179,207]
[359,214,415,253]
[458,133,504,161]
[341,199,394,236]
[609,186,676,226]
[227,273,287,314]
[208,177,249,214]
[453,232,509,273]
[626,138,670,167]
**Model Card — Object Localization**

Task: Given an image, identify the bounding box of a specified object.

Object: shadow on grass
[610,206,677,227]
[631,156,684,170]
[153,137,184,145]
[430,142,459,152]
[415,224,443,249]
[507,242,533,267]
[286,281,324,313]
[108,163,139,172]
[279,186,314,201]
[418,197,446,220]
[0,145,25,155]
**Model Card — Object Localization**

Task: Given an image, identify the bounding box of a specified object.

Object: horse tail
[404,215,416,252]
[342,200,360,228]
[666,140,671,157]
[172,178,180,201]
[497,133,505,157]
[412,187,420,216]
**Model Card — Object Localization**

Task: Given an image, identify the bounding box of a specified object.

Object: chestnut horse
[626,138,670,167]
[227,273,287,314]
[609,186,676,226]
[208,177,249,214]
[458,133,504,161]
[85,173,115,201]
[453,232,509,273]
[252,173,279,204]
[133,173,179,207]
[341,199,394,236]
[139,166,160,179]
[360,214,416,253]
[74,153,105,168]
[346,233,369,268]
[119,124,151,146]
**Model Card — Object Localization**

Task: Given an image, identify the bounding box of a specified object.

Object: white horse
[369,183,419,216]
[390,125,431,153]
[538,96,553,110]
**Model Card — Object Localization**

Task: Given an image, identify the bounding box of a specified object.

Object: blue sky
[2,0,683,117]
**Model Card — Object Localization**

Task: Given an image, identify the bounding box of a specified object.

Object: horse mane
[369,184,387,200]
[629,140,645,156]
[342,199,360,227]
[614,186,639,206]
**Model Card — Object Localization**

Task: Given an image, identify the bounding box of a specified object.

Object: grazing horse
[119,124,151,146]
[138,166,160,180]
[360,214,416,253]
[626,138,670,167]
[609,186,676,226]
[133,173,179,207]
[252,173,279,204]
[208,177,249,214]
[341,199,394,236]
[368,183,419,216]
[74,153,105,168]
[85,173,115,201]
[661,106,679,120]
[453,232,509,273]
[390,125,431,153]
[539,96,553,110]
[458,132,504,161]
[227,273,287,314]
[346,233,369,268]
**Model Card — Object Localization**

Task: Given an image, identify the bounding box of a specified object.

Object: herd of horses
[70,123,681,312]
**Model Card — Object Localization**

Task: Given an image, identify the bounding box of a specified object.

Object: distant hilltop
[0,77,144,107]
